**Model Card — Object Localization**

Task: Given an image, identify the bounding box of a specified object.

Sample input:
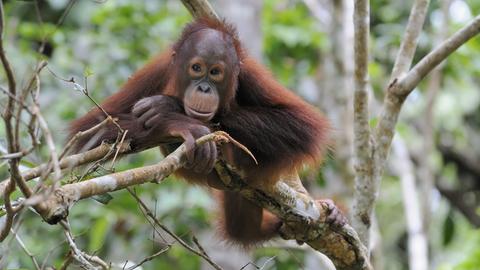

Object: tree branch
[373,9,480,205]
[390,0,430,80]
[351,0,374,247]
[0,141,131,200]
[38,131,371,270]
[180,0,219,20]
[396,14,480,96]
[40,132,225,223]
[352,0,480,250]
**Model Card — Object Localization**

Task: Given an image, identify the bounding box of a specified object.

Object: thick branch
[180,0,219,20]
[38,131,371,270]
[354,1,480,250]
[216,162,371,270]
[351,0,374,247]
[40,133,225,223]
[0,142,131,199]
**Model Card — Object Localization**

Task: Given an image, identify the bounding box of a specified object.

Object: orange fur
[70,18,330,247]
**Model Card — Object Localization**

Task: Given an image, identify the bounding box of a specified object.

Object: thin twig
[0,86,32,114]
[191,235,210,259]
[125,246,170,270]
[59,252,74,270]
[60,219,108,270]
[11,228,41,270]
[127,189,223,270]
[31,75,62,182]
[240,256,277,270]
[47,67,124,132]
[61,116,116,158]
[110,129,128,170]
[0,181,16,241]
[41,238,70,269]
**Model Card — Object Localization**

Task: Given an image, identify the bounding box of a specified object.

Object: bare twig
[47,67,124,133]
[0,2,16,116]
[191,235,210,259]
[61,116,117,158]
[240,256,276,270]
[41,238,70,269]
[390,0,431,80]
[60,220,108,270]
[125,246,170,270]
[0,181,17,241]
[33,0,78,56]
[0,86,32,114]
[0,150,32,160]
[0,8,36,246]
[128,189,223,270]
[11,228,41,270]
[31,75,62,182]
[59,252,74,270]
[110,129,128,170]
[14,61,47,158]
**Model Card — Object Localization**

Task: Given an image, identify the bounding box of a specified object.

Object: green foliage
[442,210,456,246]
[263,0,327,87]
[454,249,480,270]
[89,216,110,252]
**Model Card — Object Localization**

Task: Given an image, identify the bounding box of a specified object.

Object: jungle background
[0,0,479,269]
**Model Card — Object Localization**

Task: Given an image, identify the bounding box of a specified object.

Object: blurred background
[0,0,479,269]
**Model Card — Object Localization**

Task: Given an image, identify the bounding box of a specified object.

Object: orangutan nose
[198,84,211,93]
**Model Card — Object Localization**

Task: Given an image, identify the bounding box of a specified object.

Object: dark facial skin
[178,29,237,122]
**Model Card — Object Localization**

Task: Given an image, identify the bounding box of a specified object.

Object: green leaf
[88,216,109,252]
[92,193,114,205]
[442,210,455,246]
[84,66,94,77]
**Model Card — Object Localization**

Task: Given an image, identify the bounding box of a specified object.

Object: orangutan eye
[209,66,224,82]
[192,64,202,73]
[210,68,220,75]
